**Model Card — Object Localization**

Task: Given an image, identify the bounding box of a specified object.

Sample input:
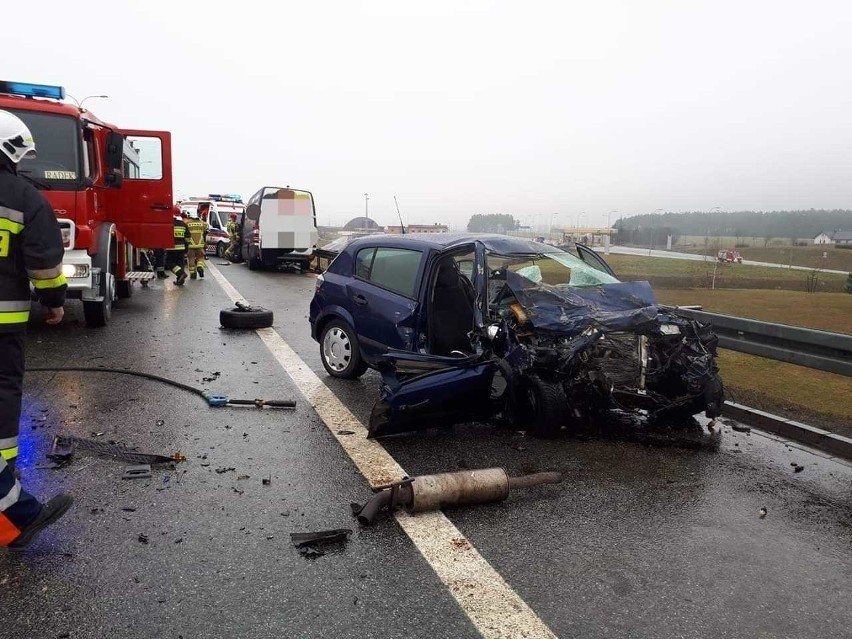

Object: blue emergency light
[0,81,66,100]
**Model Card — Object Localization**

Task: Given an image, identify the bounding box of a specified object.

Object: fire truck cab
[0,80,174,327]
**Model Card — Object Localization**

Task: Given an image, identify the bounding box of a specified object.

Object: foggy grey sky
[7,1,852,229]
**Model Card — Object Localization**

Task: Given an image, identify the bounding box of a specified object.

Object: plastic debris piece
[290,529,352,553]
[215,467,236,474]
[138,534,149,544]
[731,424,751,433]
[47,436,75,462]
[337,430,355,436]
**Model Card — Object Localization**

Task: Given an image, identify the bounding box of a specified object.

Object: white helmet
[0,110,36,164]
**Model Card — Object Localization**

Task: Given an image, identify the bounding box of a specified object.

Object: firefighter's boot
[6,494,74,550]
[197,265,204,279]
[172,266,188,286]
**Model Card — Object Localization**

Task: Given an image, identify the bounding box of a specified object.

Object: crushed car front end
[368,238,724,438]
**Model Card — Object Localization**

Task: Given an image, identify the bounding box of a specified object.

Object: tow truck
[0,80,174,326]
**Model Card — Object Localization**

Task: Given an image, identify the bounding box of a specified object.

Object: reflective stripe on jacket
[172,219,188,251]
[185,219,208,249]
[0,166,67,331]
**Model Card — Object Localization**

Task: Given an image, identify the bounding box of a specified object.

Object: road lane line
[209,264,557,639]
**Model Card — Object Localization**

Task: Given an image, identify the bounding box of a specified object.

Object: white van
[241,186,318,272]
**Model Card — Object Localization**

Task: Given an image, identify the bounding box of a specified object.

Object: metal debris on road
[138,534,149,544]
[215,467,236,474]
[352,468,564,525]
[51,435,186,465]
[759,507,768,518]
[793,464,805,473]
[122,465,153,480]
[731,424,752,433]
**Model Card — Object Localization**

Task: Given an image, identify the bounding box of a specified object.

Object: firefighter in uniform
[0,110,73,549]
[224,212,239,260]
[185,203,209,279]
[165,207,189,285]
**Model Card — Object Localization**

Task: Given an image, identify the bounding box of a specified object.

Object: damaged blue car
[309,234,724,438]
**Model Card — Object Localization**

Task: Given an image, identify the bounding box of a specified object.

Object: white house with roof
[815,230,852,246]
[833,231,852,246]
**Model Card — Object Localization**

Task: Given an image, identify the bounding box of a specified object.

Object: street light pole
[66,94,108,110]
[705,206,721,261]
[364,193,369,220]
[649,208,663,255]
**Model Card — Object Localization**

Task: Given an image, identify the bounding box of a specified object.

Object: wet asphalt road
[1,262,851,639]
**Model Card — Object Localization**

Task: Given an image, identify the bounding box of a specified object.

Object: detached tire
[522,375,568,438]
[220,305,274,329]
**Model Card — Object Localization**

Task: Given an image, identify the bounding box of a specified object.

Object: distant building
[815,230,852,246]
[342,216,384,236]
[386,223,448,235]
[833,231,852,246]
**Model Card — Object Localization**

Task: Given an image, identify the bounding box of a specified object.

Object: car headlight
[62,264,90,278]
[659,324,681,335]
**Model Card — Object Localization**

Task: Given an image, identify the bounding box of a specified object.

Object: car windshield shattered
[486,250,619,291]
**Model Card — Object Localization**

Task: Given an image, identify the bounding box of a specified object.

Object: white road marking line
[209,264,557,639]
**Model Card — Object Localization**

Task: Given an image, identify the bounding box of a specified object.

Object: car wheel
[219,305,274,329]
[320,320,368,379]
[217,242,227,258]
[522,375,568,438]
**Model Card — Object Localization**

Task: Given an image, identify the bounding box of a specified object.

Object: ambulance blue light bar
[208,194,243,203]
[0,81,66,100]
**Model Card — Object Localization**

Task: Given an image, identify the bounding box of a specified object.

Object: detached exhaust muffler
[353,468,563,525]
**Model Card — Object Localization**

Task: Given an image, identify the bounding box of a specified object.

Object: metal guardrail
[670,307,852,377]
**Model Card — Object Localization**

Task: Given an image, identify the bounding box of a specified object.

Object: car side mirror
[105,170,123,189]
[105,132,124,172]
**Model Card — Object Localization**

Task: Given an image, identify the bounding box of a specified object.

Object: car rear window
[355,247,422,298]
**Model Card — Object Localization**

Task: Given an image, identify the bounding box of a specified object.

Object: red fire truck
[0,80,174,326]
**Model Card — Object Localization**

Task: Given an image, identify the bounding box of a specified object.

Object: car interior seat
[431,260,475,355]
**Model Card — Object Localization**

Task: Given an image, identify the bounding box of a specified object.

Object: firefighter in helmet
[185,203,209,279]
[0,109,73,549]
[225,212,239,260]
[165,206,189,285]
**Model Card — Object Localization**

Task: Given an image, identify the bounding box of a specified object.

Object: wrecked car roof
[342,233,560,254]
